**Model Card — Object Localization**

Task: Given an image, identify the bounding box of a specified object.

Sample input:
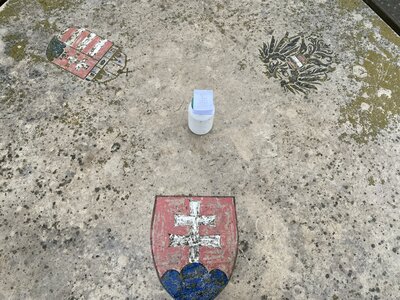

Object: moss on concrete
[3,34,28,62]
[341,47,400,143]
[1,88,26,107]
[94,69,106,81]
[1,0,82,25]
[371,17,400,47]
[34,19,58,33]
[29,54,48,64]
[368,176,375,186]
[337,0,362,11]
[339,15,400,143]
[59,110,81,126]
[36,0,82,12]
[340,48,399,143]
[0,0,26,23]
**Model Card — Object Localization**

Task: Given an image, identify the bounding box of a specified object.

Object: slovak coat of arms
[151,196,238,300]
[259,32,335,94]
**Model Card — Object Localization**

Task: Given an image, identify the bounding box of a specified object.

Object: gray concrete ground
[0,0,399,299]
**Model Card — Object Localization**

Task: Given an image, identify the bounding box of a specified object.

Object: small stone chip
[111,142,121,152]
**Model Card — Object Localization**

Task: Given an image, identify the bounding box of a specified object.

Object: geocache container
[188,90,215,135]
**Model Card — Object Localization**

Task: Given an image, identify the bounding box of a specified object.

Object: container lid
[192,89,214,115]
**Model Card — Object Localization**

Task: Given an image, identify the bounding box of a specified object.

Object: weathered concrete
[0,0,399,299]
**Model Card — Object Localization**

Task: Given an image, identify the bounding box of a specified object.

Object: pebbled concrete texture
[0,0,399,299]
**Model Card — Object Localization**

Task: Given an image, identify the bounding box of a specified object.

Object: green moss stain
[339,19,400,143]
[34,19,58,33]
[106,127,114,134]
[36,0,82,12]
[59,109,81,126]
[1,88,26,107]
[29,54,47,63]
[337,0,362,11]
[3,34,28,62]
[371,18,400,48]
[340,50,399,143]
[0,0,26,24]
[94,69,106,81]
[367,176,375,186]
[1,0,82,25]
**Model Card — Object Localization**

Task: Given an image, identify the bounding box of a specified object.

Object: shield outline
[150,195,239,298]
[46,27,127,83]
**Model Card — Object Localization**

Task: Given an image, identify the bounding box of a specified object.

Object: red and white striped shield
[151,196,237,299]
[46,27,127,83]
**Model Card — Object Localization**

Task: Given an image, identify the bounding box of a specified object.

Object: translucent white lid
[192,89,214,115]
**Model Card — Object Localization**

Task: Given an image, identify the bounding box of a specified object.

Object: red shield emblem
[151,196,238,300]
[46,27,127,82]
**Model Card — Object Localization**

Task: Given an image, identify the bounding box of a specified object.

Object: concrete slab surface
[0,0,399,299]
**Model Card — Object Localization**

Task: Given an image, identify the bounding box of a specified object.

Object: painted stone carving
[46,27,127,83]
[151,196,238,300]
[259,32,335,94]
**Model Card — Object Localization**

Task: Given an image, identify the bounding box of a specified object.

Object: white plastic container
[188,90,214,135]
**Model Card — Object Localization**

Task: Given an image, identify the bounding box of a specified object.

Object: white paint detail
[65,28,86,46]
[88,39,108,57]
[67,56,78,65]
[75,61,90,71]
[169,200,221,263]
[290,55,303,68]
[77,32,97,51]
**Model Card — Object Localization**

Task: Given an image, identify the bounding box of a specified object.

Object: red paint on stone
[49,27,114,80]
[59,27,76,43]
[52,46,97,79]
[91,40,113,61]
[70,30,90,49]
[81,36,102,54]
[151,196,238,278]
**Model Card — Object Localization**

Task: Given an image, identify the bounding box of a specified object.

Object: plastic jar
[188,102,214,135]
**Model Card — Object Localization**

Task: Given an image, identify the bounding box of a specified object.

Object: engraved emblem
[46,27,127,83]
[151,196,238,300]
[259,32,335,94]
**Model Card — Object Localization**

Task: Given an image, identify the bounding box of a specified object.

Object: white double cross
[169,201,221,263]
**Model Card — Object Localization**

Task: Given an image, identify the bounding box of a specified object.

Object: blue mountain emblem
[161,262,229,300]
